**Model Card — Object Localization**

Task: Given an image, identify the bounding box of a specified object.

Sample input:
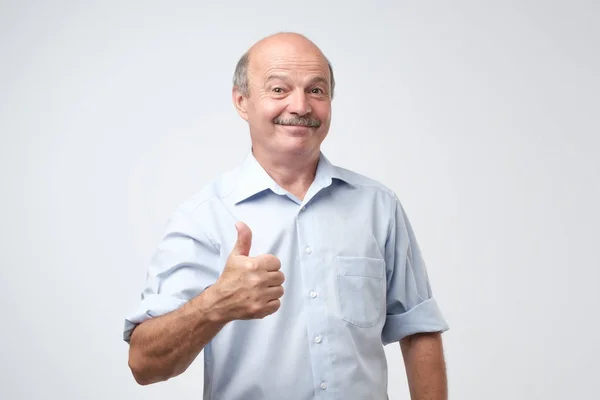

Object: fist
[213,221,285,321]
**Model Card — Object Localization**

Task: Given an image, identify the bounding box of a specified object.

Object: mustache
[273,115,321,128]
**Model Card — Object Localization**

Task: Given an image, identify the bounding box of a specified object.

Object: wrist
[197,284,233,325]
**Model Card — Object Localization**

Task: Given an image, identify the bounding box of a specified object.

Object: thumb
[231,221,252,256]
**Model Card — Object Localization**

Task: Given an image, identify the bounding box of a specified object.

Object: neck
[252,146,320,201]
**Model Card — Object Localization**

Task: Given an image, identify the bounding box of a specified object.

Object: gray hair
[233,51,336,99]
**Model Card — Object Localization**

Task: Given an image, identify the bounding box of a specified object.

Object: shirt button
[314,335,322,343]
[301,206,306,211]
[309,291,317,298]
[320,382,327,390]
[305,246,312,254]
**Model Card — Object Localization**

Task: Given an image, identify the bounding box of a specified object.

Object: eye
[272,87,284,93]
[311,88,324,94]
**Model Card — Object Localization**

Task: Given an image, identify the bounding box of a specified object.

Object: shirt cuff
[381,297,449,345]
[123,294,187,343]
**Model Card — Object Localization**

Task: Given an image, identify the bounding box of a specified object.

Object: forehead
[249,41,330,82]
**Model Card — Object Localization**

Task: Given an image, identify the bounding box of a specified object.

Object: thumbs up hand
[211,222,285,322]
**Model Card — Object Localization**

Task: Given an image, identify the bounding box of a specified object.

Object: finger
[265,271,285,287]
[263,299,281,317]
[255,254,281,271]
[231,221,252,256]
[263,285,284,300]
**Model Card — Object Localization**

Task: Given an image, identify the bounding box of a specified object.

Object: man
[124,32,449,399]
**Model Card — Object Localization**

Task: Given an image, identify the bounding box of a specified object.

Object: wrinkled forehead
[248,42,330,84]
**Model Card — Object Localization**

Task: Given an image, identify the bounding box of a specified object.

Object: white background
[1,1,599,399]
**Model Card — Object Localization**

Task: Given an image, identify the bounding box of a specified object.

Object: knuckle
[248,274,261,288]
[248,303,262,316]
[244,260,257,271]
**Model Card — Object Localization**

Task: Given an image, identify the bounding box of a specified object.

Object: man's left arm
[381,195,449,399]
[400,332,447,400]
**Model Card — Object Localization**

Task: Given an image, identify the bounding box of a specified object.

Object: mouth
[277,124,314,135]
[279,124,311,129]
[277,123,312,128]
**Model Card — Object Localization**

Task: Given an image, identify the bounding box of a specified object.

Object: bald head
[233,32,335,98]
[250,32,325,61]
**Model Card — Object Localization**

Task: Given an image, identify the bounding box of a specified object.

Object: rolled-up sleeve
[123,209,220,343]
[381,196,449,345]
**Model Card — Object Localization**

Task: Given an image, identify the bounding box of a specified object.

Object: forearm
[128,286,227,385]
[401,332,447,400]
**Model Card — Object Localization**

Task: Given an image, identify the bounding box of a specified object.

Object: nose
[287,90,311,116]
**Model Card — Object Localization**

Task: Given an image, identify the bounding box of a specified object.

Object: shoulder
[332,163,400,202]
[174,164,242,216]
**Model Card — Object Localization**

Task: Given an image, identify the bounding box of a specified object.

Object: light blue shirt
[124,149,449,400]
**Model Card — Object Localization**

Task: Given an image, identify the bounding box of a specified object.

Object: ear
[232,86,249,121]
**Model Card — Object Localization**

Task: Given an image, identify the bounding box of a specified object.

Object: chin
[277,137,321,157]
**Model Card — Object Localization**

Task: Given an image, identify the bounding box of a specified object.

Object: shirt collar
[232,149,355,205]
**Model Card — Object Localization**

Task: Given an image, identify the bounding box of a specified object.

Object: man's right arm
[127,221,284,385]
[127,286,226,385]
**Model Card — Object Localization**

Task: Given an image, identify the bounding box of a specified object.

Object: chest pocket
[335,256,385,328]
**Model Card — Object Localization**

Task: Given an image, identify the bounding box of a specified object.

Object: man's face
[233,38,332,158]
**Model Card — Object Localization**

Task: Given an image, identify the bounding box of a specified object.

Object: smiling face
[233,34,333,161]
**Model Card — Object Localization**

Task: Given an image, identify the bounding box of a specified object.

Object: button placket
[297,209,333,396]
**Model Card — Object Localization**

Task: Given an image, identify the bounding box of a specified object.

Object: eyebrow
[307,76,329,87]
[265,74,290,83]
[265,74,330,88]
